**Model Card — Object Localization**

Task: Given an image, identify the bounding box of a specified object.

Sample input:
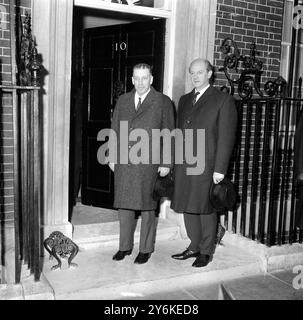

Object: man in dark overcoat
[109,63,175,264]
[171,58,237,268]
[294,109,303,229]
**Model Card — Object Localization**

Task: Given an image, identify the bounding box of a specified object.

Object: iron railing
[0,3,42,283]
[0,86,41,283]
[225,98,303,246]
[219,38,303,246]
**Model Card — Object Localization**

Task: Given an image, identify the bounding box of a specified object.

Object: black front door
[81,19,166,208]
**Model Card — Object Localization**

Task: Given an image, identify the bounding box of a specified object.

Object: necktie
[193,92,200,106]
[136,97,142,111]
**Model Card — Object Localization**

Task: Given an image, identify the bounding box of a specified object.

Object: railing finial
[219,38,287,100]
[18,11,42,87]
[28,43,41,87]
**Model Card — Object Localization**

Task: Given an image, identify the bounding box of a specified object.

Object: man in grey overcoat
[171,58,237,268]
[109,63,175,264]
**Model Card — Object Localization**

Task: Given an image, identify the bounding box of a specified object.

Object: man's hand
[158,167,170,177]
[109,162,115,172]
[213,172,224,184]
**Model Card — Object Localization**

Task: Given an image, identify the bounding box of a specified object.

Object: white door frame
[74,0,177,98]
[31,0,217,236]
[32,0,177,236]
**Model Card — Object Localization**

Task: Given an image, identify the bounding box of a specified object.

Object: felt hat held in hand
[209,177,238,211]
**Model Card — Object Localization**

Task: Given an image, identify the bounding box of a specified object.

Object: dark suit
[171,86,237,254]
[111,86,175,252]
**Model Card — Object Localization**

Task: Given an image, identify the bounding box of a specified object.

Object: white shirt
[195,84,210,103]
[135,89,151,109]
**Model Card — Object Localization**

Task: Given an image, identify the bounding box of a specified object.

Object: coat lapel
[186,86,215,118]
[132,87,156,120]
[123,89,136,119]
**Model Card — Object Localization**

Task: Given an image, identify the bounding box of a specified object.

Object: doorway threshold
[71,203,119,226]
[71,203,179,249]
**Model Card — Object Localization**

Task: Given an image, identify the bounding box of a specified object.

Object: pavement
[41,238,303,300]
[39,213,303,301]
[1,206,303,300]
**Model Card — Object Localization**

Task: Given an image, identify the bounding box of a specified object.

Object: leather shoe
[192,254,211,268]
[171,249,199,260]
[112,250,132,261]
[134,252,151,264]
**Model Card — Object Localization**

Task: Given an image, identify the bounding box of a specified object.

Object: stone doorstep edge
[222,232,303,273]
[30,234,303,300]
[0,273,54,300]
[74,226,179,249]
[9,230,301,300]
[0,283,24,300]
[54,261,262,300]
[21,273,55,300]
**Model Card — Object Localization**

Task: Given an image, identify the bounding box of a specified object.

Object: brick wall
[0,0,31,223]
[214,0,285,91]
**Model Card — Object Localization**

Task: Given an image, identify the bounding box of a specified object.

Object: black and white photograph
[0,0,303,306]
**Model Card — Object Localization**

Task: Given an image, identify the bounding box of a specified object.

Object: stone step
[42,237,263,300]
[56,261,262,300]
[73,218,179,249]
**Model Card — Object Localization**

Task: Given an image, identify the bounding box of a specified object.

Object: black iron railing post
[266,100,282,246]
[278,99,292,245]
[32,88,41,281]
[249,101,262,240]
[240,101,253,236]
[257,100,272,243]
[232,100,243,234]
